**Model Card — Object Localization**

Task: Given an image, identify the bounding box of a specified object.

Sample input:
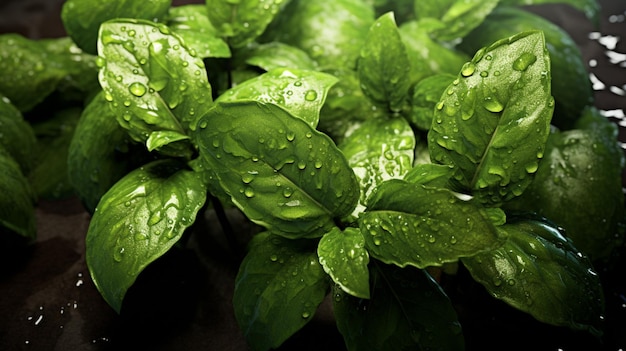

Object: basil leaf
[86,160,207,313]
[206,0,286,48]
[408,73,456,131]
[68,92,150,213]
[318,227,370,299]
[0,34,67,112]
[334,263,464,351]
[505,107,626,260]
[499,0,600,25]
[428,0,499,42]
[0,94,37,174]
[428,31,553,205]
[339,117,415,216]
[98,19,212,157]
[166,4,231,59]
[399,21,469,85]
[29,108,80,200]
[413,0,455,19]
[233,232,329,351]
[459,6,592,128]
[61,0,171,55]
[262,0,374,70]
[360,179,505,268]
[239,42,318,71]
[462,217,604,336]
[358,12,411,112]
[216,67,338,128]
[0,148,36,240]
[193,101,359,238]
[404,163,455,189]
[146,130,191,153]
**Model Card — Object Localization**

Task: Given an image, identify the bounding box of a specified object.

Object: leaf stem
[210,195,240,256]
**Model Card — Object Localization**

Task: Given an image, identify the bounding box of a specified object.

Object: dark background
[0,1,624,350]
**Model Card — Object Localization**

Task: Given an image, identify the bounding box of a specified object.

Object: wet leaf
[404,163,455,189]
[318,227,370,299]
[216,67,338,128]
[422,0,500,42]
[408,73,456,131]
[334,263,464,351]
[98,19,212,157]
[499,0,600,25]
[0,94,37,174]
[167,4,231,59]
[339,117,415,216]
[462,217,605,336]
[0,148,36,240]
[240,42,318,71]
[428,31,553,206]
[193,101,359,238]
[86,160,207,313]
[233,232,329,351]
[358,12,411,112]
[360,179,505,268]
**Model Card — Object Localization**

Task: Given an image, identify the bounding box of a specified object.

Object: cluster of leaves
[0,0,623,350]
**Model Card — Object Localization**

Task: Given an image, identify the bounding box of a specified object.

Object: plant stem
[210,195,240,256]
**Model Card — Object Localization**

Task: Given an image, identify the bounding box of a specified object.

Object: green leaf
[462,217,605,336]
[239,42,318,71]
[261,0,374,70]
[0,94,37,174]
[146,130,191,153]
[459,6,592,128]
[61,0,172,54]
[193,101,359,238]
[317,227,370,299]
[339,117,415,216]
[499,0,600,25]
[428,31,553,205]
[404,163,455,189]
[166,4,231,59]
[29,108,81,200]
[358,12,411,112]
[68,92,150,213]
[206,0,286,48]
[98,19,212,157]
[0,148,36,240]
[86,160,207,313]
[334,263,464,351]
[398,21,469,85]
[216,67,338,128]
[413,0,455,19]
[0,34,67,112]
[233,232,329,351]
[408,73,456,131]
[427,0,500,42]
[505,107,626,260]
[360,179,505,268]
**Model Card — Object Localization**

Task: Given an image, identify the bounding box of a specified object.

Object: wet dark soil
[0,1,625,350]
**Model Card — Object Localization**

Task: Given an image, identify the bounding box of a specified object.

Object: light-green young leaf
[167,4,231,59]
[193,101,359,238]
[428,31,553,206]
[86,160,207,313]
[240,42,318,71]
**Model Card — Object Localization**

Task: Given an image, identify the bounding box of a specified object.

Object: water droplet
[242,173,255,184]
[244,187,255,198]
[512,52,537,71]
[525,162,539,174]
[483,96,504,113]
[286,131,295,141]
[270,254,278,262]
[304,90,317,101]
[129,82,147,97]
[301,311,311,319]
[461,62,476,77]
[283,187,294,198]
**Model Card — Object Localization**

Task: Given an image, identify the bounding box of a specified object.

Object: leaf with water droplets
[0,93,37,174]
[216,67,338,128]
[317,227,370,299]
[166,5,231,59]
[61,0,171,55]
[0,148,36,241]
[404,163,455,189]
[408,74,456,131]
[462,216,605,336]
[421,0,500,42]
[241,42,318,71]
[193,101,359,238]
[339,117,415,216]
[428,31,553,206]
[86,160,207,313]
[358,12,411,112]
[98,19,212,157]
[233,232,329,351]
[334,263,464,351]
[360,179,505,269]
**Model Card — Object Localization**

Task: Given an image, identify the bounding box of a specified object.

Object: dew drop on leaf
[461,62,476,77]
[129,82,147,97]
[483,96,504,113]
[304,90,318,101]
[512,52,537,71]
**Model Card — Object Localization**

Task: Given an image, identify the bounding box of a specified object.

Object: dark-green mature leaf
[499,0,600,25]
[98,19,213,157]
[233,232,329,351]
[0,94,37,174]
[334,263,464,351]
[0,148,36,240]
[216,67,338,128]
[86,160,207,313]
[61,0,172,55]
[360,179,504,268]
[408,74,456,131]
[462,217,605,335]
[318,227,370,298]
[358,12,411,112]
[428,31,553,205]
[193,101,359,238]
